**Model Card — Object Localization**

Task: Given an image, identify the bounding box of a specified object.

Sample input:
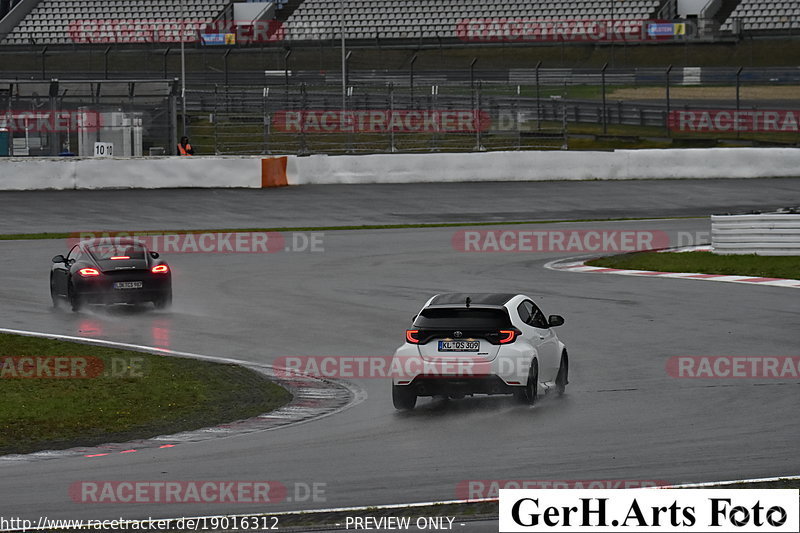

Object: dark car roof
[79,238,147,248]
[429,293,517,307]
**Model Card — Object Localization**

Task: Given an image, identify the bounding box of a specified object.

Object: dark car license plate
[114,281,143,289]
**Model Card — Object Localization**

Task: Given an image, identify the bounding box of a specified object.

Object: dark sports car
[50,239,172,311]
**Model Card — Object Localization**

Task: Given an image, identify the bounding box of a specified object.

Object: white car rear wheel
[392,384,417,410]
[515,359,538,405]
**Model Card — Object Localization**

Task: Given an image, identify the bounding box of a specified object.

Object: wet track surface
[0,179,798,525]
[1,178,799,233]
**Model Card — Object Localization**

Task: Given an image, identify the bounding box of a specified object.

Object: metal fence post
[48,79,58,156]
[410,53,417,107]
[299,83,309,155]
[736,66,743,139]
[163,48,170,79]
[389,82,396,153]
[516,84,521,150]
[535,60,542,131]
[104,46,111,79]
[430,84,439,152]
[474,81,485,151]
[213,84,219,155]
[666,64,673,134]
[224,48,231,87]
[284,49,292,108]
[601,62,608,134]
[170,91,179,156]
[346,85,354,154]
[263,87,270,155]
[40,46,47,80]
[470,57,477,109]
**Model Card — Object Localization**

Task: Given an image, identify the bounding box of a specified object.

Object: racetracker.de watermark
[69,232,324,254]
[668,109,800,133]
[452,230,670,253]
[0,110,102,132]
[455,18,678,43]
[457,480,669,501]
[0,356,144,379]
[67,19,284,43]
[272,110,492,133]
[69,481,326,504]
[666,356,800,379]
[274,355,515,379]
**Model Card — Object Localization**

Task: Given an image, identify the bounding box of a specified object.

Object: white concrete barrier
[712,213,800,256]
[286,148,800,185]
[0,156,262,190]
[1,148,800,190]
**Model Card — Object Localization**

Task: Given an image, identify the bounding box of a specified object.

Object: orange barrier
[261,157,289,187]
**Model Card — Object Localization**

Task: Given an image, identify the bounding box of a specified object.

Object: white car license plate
[114,281,143,290]
[438,340,479,352]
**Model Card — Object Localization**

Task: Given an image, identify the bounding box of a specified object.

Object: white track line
[3,476,798,531]
[661,475,800,489]
[544,256,800,289]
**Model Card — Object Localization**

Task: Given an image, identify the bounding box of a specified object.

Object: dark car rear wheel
[555,351,569,396]
[515,358,538,405]
[68,282,83,312]
[49,275,60,308]
[392,384,417,410]
[153,289,172,310]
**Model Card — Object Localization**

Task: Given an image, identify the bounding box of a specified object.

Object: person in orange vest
[177,136,194,156]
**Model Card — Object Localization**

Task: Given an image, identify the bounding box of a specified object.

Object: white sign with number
[93,142,113,157]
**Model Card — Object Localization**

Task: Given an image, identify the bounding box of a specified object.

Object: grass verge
[586,251,800,280]
[0,332,291,455]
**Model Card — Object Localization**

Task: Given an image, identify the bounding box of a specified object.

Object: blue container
[0,128,9,157]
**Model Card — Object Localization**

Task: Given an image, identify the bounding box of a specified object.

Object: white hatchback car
[391,293,568,410]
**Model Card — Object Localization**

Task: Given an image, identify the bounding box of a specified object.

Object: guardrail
[711,213,800,256]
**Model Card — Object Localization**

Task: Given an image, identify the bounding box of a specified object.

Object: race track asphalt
[0,178,797,526]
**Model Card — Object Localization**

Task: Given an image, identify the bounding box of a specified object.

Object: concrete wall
[1,148,800,190]
[286,148,800,185]
[0,156,262,190]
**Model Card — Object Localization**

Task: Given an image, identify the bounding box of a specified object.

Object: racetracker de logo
[668,110,800,132]
[453,230,670,253]
[67,19,284,43]
[272,110,492,133]
[457,480,669,501]
[68,232,319,254]
[455,18,673,43]
[274,355,498,379]
[69,481,287,504]
[0,356,104,379]
[0,110,102,133]
[499,489,799,532]
[666,356,800,379]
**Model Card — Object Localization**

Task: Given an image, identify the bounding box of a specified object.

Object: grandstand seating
[283,0,664,41]
[2,0,230,44]
[720,0,800,31]
[3,0,797,45]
